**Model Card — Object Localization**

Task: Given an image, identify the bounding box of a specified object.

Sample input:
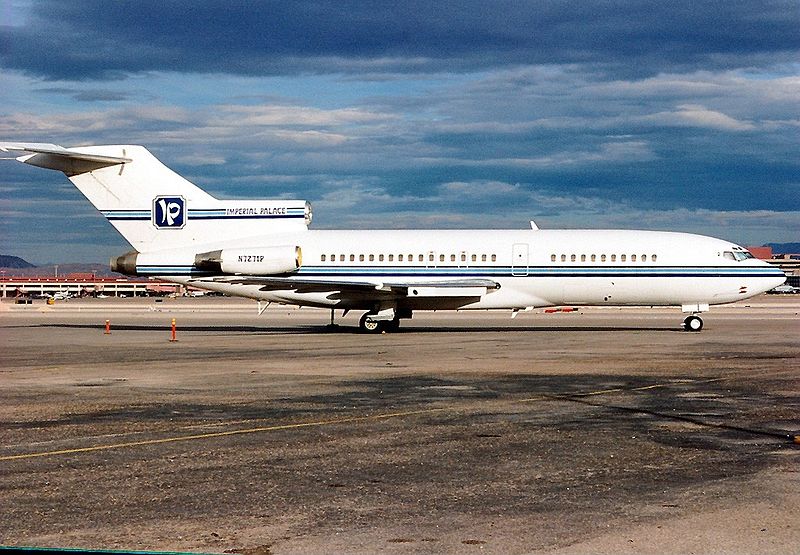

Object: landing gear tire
[385,318,401,332]
[359,312,384,334]
[683,315,703,332]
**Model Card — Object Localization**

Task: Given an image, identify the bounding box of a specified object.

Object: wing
[193,275,500,298]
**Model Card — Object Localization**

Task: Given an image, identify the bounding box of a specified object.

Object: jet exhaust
[110,250,139,276]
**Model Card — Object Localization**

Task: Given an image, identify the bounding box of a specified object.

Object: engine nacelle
[110,250,139,276]
[196,245,302,275]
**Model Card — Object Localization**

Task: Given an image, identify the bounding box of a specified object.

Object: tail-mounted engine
[195,245,302,275]
[111,245,302,276]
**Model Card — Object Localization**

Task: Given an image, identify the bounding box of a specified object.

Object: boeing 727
[0,142,786,332]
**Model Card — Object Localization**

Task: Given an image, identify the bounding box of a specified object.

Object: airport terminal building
[0,274,182,299]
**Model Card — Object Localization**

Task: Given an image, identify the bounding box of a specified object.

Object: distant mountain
[0,259,126,278]
[765,243,800,254]
[0,255,35,269]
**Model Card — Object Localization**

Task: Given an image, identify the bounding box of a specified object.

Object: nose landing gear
[683,314,704,332]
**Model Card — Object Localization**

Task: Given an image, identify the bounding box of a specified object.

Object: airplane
[769,284,799,294]
[0,142,787,333]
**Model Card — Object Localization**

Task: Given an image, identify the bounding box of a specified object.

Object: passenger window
[340,254,345,262]
[369,254,374,262]
[429,253,435,262]
[591,254,596,262]
[570,254,576,262]
[482,254,487,262]
[388,254,393,261]
[350,254,355,262]
[461,253,466,262]
[652,254,657,262]
[561,254,567,262]
[321,254,326,262]
[440,254,446,262]
[491,254,497,262]
[379,254,384,262]
[472,254,477,262]
[631,254,636,262]
[611,254,616,262]
[359,254,365,262]
[551,254,556,262]
[409,254,413,262]
[419,254,424,262]
[398,254,403,261]
[641,254,646,262]
[601,254,606,262]
[581,254,586,262]
[620,254,626,262]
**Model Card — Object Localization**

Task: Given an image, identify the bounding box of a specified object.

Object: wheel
[683,315,703,332]
[384,317,401,332]
[359,312,384,334]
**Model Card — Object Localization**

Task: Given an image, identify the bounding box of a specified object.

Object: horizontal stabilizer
[0,142,130,174]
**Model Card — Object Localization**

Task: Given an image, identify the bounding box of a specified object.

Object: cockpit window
[724,250,755,261]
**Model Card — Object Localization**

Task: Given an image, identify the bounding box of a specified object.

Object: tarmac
[0,295,798,554]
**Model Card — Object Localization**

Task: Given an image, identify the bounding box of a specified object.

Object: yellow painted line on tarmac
[0,406,453,462]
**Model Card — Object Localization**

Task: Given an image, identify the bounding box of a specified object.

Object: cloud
[2,1,798,80]
[212,105,391,127]
[642,104,755,131]
[35,87,135,102]
[306,177,800,246]
[420,141,657,168]
[439,180,521,198]
[0,103,391,149]
[1,2,798,263]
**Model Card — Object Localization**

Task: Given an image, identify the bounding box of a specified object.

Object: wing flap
[403,286,488,297]
[197,275,500,298]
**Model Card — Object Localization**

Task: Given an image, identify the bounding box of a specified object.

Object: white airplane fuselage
[133,228,784,311]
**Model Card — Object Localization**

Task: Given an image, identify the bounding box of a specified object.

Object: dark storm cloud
[2,0,798,80]
[35,87,134,102]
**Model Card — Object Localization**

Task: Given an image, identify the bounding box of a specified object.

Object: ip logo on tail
[153,196,186,229]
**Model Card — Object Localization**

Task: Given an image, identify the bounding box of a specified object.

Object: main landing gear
[359,312,401,334]
[358,308,407,333]
[359,312,384,333]
[683,314,704,332]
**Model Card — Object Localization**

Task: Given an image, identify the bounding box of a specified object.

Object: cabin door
[512,243,529,276]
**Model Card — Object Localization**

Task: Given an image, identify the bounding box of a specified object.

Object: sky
[0,0,798,263]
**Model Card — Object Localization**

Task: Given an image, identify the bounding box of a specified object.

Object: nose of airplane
[755,259,787,293]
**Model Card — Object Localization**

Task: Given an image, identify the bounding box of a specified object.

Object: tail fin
[1,143,311,251]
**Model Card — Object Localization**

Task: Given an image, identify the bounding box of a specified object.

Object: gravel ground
[0,297,798,554]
